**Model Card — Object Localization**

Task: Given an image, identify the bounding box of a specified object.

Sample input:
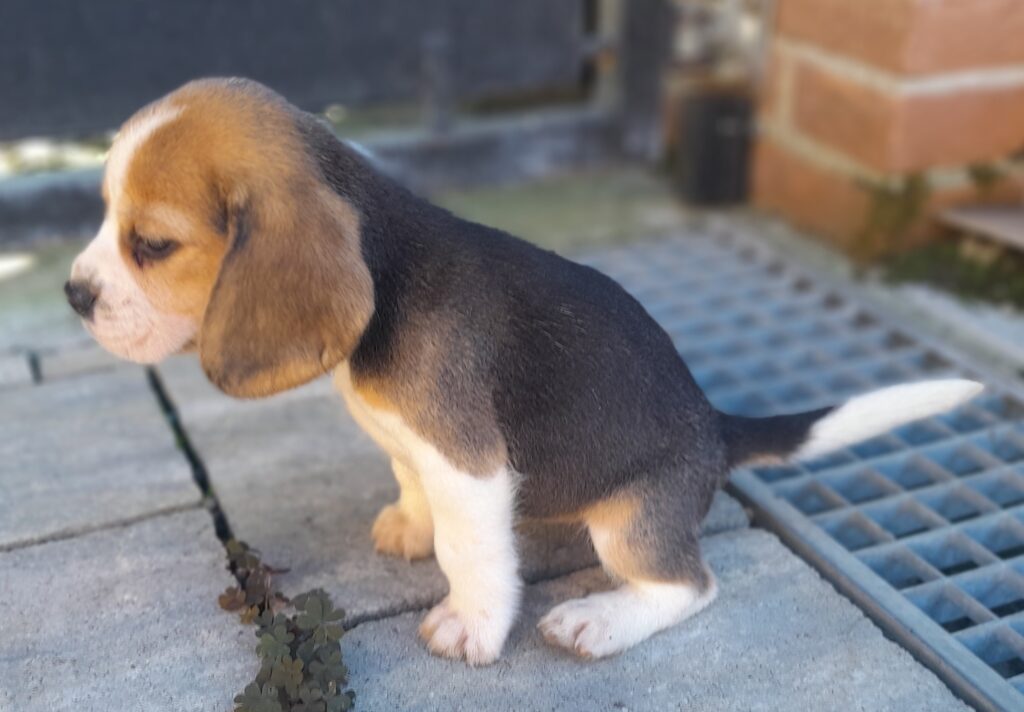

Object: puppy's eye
[132,235,178,267]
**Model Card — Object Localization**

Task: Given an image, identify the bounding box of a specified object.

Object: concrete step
[940,205,1024,252]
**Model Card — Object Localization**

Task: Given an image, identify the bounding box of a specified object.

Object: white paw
[538,595,625,659]
[371,504,434,561]
[539,581,715,659]
[419,597,510,666]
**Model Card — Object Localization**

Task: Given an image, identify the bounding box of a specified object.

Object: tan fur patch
[584,494,653,582]
[584,495,639,531]
[352,383,399,413]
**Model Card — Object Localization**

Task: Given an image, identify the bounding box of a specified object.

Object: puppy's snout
[64,279,99,320]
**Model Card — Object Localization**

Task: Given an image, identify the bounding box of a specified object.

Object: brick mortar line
[760,117,1024,190]
[0,501,202,554]
[760,117,889,185]
[778,38,1024,97]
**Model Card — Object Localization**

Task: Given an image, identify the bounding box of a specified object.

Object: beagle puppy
[65,78,982,665]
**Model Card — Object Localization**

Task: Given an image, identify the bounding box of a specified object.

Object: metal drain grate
[581,229,1024,711]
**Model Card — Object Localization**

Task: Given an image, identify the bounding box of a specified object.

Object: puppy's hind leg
[417,458,521,666]
[372,458,434,560]
[539,491,716,659]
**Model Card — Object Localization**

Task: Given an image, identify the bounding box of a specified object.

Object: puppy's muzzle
[64,279,99,320]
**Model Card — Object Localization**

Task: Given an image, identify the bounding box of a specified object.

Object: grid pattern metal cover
[581,229,1024,712]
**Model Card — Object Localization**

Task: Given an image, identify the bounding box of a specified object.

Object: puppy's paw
[371,504,433,560]
[539,582,714,660]
[418,597,509,666]
[538,596,630,659]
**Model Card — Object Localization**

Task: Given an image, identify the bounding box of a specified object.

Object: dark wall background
[0,0,586,140]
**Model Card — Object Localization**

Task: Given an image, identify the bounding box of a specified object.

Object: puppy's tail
[719,379,985,469]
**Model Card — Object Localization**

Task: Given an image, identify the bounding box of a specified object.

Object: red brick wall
[754,0,1024,255]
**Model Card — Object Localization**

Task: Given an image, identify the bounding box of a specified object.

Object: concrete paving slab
[157,354,336,421]
[0,367,199,550]
[342,528,969,712]
[38,343,120,381]
[0,509,253,712]
[156,357,748,623]
[0,352,31,388]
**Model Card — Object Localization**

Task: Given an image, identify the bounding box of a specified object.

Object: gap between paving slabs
[147,365,234,542]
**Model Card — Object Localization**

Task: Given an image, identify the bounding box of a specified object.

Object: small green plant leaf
[269,657,304,699]
[295,590,345,643]
[256,625,294,663]
[255,611,289,636]
[220,545,353,709]
[325,689,355,712]
[295,638,318,666]
[233,682,283,712]
[293,685,326,712]
[310,647,347,688]
[255,659,273,686]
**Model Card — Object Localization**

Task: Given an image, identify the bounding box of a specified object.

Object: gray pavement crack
[26,351,41,384]
[146,366,235,542]
[0,502,201,552]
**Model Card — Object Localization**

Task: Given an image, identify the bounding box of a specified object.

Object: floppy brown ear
[199,179,374,398]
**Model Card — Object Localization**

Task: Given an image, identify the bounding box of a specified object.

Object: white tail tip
[795,379,985,461]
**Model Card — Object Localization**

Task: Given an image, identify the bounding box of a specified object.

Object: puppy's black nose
[64,280,98,319]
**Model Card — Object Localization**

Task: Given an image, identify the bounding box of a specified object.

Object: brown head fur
[113,78,374,396]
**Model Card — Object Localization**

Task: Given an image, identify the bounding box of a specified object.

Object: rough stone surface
[342,529,970,712]
[0,510,253,712]
[0,367,199,549]
[0,352,31,388]
[157,357,748,623]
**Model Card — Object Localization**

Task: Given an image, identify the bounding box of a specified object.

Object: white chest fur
[333,362,429,470]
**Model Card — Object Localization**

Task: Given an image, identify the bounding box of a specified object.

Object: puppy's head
[66,78,374,397]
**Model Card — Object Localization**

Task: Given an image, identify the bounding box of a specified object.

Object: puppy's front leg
[372,459,434,560]
[416,458,520,666]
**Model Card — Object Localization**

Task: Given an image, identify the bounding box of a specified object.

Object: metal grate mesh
[580,230,1024,711]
